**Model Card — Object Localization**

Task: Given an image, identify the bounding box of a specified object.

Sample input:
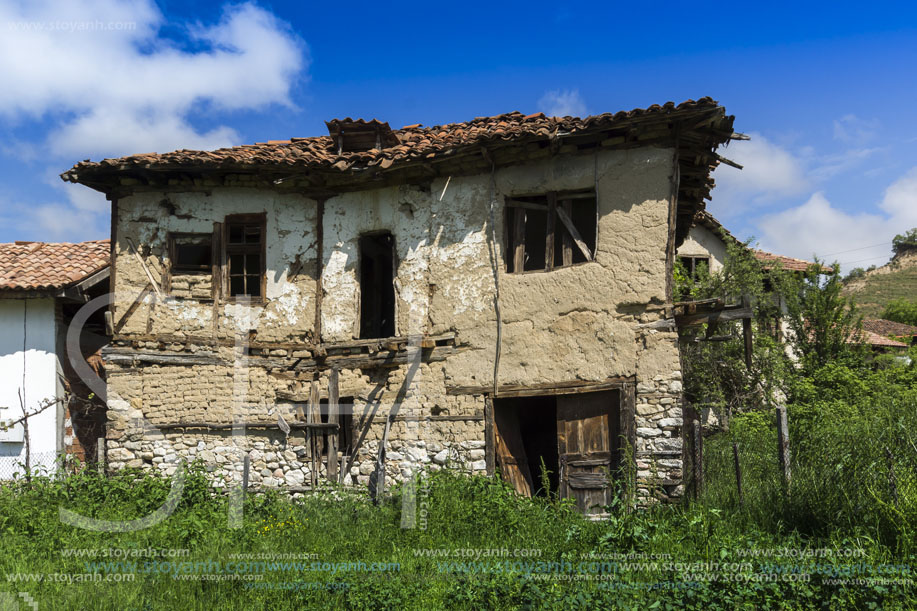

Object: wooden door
[556,391,619,515]
[494,405,534,497]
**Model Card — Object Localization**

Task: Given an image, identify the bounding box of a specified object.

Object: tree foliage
[782,260,865,374]
[892,227,917,257]
[881,298,917,327]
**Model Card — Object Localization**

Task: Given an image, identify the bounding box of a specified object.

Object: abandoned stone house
[61,97,737,512]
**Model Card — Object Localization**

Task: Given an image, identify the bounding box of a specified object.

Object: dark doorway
[359,232,396,339]
[494,396,559,498]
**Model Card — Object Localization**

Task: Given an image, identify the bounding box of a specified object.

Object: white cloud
[538,89,587,117]
[708,134,809,220]
[756,167,917,272]
[0,0,306,158]
[833,114,880,144]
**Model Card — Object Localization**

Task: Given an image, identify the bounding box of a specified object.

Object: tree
[676,236,793,421]
[892,228,917,257]
[881,298,917,327]
[783,260,865,373]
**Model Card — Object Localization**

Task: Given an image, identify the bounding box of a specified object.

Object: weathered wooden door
[494,405,534,497]
[556,391,619,515]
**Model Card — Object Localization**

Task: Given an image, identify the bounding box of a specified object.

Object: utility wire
[819,241,890,257]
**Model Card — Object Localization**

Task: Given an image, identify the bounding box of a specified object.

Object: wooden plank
[555,204,593,262]
[675,306,753,327]
[150,422,338,430]
[327,368,339,483]
[545,193,556,271]
[619,383,636,508]
[125,237,163,297]
[504,198,549,211]
[484,395,495,476]
[560,200,573,266]
[692,417,703,499]
[494,405,533,497]
[513,207,526,272]
[446,376,634,397]
[109,199,118,319]
[665,149,680,302]
[113,283,153,334]
[309,379,321,485]
[742,295,754,369]
[314,199,325,344]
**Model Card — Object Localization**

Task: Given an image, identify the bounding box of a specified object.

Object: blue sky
[1,1,915,272]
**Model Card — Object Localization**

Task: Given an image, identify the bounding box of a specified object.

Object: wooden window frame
[164,232,214,299]
[504,190,596,274]
[678,255,710,279]
[222,213,267,303]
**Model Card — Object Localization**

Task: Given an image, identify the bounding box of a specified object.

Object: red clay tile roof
[863,318,917,338]
[0,240,110,292]
[852,329,909,348]
[753,250,821,272]
[60,98,732,179]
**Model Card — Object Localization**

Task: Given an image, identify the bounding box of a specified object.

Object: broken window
[505,190,596,273]
[319,398,354,458]
[359,232,396,339]
[170,233,212,273]
[225,214,265,300]
[678,255,710,279]
[166,233,214,300]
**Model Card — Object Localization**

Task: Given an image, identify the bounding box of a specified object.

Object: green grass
[1,363,916,609]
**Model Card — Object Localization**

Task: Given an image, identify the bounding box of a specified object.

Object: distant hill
[842,251,917,318]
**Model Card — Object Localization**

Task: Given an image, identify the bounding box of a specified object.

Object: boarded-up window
[166,233,214,300]
[505,190,596,273]
[225,214,266,300]
[359,232,396,339]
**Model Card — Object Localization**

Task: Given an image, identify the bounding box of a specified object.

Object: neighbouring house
[676,210,735,276]
[61,98,737,512]
[0,241,110,478]
[862,318,917,347]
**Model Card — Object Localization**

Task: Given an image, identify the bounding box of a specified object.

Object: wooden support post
[242,454,250,496]
[776,406,791,488]
[513,208,526,272]
[732,442,743,505]
[560,200,574,266]
[742,295,753,370]
[545,193,556,272]
[97,437,106,474]
[327,369,339,483]
[885,447,899,508]
[484,395,495,476]
[308,378,320,486]
[555,204,593,262]
[692,417,703,500]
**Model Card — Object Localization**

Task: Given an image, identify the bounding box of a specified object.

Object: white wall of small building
[677,224,728,273]
[0,298,62,478]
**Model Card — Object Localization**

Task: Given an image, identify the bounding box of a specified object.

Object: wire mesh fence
[0,450,60,480]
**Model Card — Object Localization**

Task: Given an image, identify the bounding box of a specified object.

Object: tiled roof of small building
[0,240,110,291]
[863,318,917,338]
[853,329,909,348]
[752,250,820,272]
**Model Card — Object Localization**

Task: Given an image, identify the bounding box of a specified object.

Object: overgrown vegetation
[892,227,917,257]
[882,298,917,327]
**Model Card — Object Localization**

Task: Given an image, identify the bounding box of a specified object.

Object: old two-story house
[61,98,737,511]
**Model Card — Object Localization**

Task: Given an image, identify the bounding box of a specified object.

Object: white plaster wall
[115,189,318,341]
[0,299,61,477]
[677,225,728,273]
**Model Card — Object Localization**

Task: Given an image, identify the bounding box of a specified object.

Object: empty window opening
[225,215,265,299]
[170,233,212,273]
[678,255,710,279]
[359,232,396,339]
[319,398,354,458]
[505,190,596,273]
